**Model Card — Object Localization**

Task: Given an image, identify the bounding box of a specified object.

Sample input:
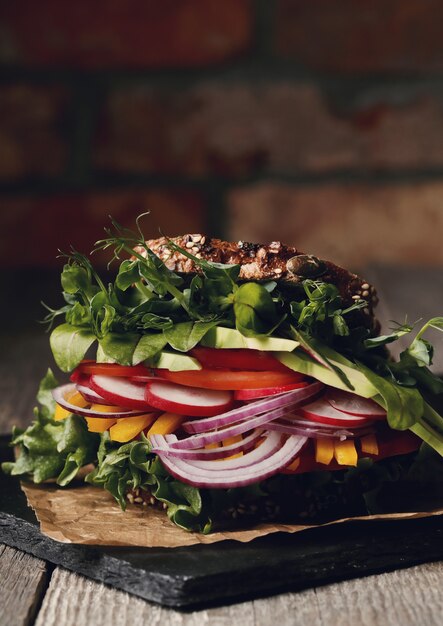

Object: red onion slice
[150,429,264,460]
[182,381,324,434]
[52,384,148,419]
[157,434,307,488]
[265,420,355,440]
[183,431,280,470]
[171,403,304,449]
[76,377,109,405]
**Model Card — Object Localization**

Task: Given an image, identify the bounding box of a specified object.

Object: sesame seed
[162,502,168,510]
[361,283,370,290]
[200,236,206,245]
[134,497,143,504]
[142,501,147,507]
[127,493,134,504]
[149,497,155,505]
[352,295,361,300]
[186,241,194,249]
[195,252,202,259]
[275,268,283,274]
[191,246,199,253]
[191,235,202,243]
[362,290,369,297]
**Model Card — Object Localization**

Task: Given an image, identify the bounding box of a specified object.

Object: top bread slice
[143,235,379,332]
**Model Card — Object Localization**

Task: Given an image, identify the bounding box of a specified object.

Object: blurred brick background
[1,0,443,271]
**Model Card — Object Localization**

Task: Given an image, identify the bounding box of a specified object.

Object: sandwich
[3,216,443,533]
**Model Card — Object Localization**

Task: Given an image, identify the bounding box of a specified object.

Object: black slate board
[1,436,443,610]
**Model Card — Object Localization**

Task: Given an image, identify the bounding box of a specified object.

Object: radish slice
[52,384,148,418]
[90,375,154,410]
[156,434,307,488]
[150,430,265,460]
[75,375,109,404]
[325,388,387,419]
[234,381,309,400]
[266,417,374,440]
[145,381,233,417]
[182,381,323,434]
[299,398,373,427]
[266,420,355,439]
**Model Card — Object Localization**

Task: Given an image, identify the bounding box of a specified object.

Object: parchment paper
[21,482,443,548]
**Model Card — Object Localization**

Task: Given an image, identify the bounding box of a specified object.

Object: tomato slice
[156,368,306,390]
[71,361,151,380]
[234,382,309,400]
[190,347,291,372]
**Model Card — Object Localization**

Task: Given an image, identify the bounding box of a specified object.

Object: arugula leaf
[163,321,218,352]
[50,323,96,372]
[140,313,174,330]
[99,332,141,366]
[411,367,443,395]
[357,363,423,430]
[364,323,413,349]
[132,334,168,365]
[234,283,280,337]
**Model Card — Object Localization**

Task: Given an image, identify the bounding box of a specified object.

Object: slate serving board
[1,436,443,610]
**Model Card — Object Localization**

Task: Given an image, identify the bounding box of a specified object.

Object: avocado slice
[146,351,202,371]
[201,327,299,352]
[275,349,377,398]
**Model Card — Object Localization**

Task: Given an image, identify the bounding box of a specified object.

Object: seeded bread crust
[141,235,379,331]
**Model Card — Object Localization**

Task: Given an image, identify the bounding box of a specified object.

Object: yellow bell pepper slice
[54,390,88,421]
[361,434,379,456]
[315,438,334,465]
[147,412,184,436]
[205,442,220,450]
[110,413,156,443]
[334,439,358,466]
[221,434,243,460]
[285,457,301,472]
[85,416,117,433]
[84,404,123,433]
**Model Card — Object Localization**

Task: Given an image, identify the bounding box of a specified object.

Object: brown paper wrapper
[21,482,443,548]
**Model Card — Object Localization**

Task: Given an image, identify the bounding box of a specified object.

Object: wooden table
[1,266,442,626]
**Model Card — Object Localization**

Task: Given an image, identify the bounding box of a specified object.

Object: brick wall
[1,0,443,271]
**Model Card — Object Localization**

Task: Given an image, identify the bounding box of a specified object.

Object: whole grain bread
[142,235,379,331]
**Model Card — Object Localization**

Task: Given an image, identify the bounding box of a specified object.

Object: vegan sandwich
[3,216,443,532]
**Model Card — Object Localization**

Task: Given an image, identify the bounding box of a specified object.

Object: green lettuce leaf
[85,433,208,532]
[1,371,100,485]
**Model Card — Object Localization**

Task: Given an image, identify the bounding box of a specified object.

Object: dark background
[1,0,443,273]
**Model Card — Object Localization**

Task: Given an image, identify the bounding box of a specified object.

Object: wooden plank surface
[0,544,48,626]
[34,563,443,626]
